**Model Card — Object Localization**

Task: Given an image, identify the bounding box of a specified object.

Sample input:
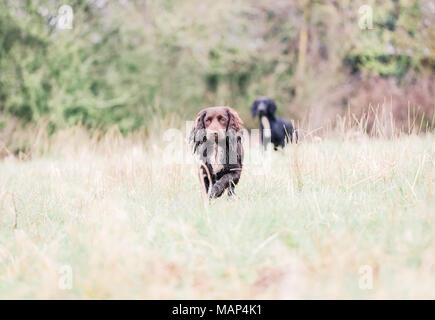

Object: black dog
[251,97,297,150]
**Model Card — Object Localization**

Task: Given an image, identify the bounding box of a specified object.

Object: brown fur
[190,106,244,198]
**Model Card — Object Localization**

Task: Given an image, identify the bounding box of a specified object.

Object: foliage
[0,0,433,133]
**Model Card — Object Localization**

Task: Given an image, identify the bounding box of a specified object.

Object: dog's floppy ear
[226,107,244,132]
[193,109,206,131]
[267,99,277,115]
[189,110,207,150]
[250,100,259,117]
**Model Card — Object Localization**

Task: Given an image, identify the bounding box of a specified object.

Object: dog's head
[191,106,243,141]
[190,106,244,161]
[250,97,277,118]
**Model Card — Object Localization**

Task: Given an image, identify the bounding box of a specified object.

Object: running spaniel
[190,106,244,198]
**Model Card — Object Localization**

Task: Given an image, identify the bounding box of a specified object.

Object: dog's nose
[206,128,225,140]
[206,129,218,136]
[258,102,266,112]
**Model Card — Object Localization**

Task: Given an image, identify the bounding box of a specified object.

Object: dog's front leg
[210,171,241,198]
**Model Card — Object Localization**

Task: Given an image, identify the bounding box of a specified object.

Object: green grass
[0,130,434,299]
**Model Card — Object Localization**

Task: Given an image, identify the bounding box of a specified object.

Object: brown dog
[190,106,244,198]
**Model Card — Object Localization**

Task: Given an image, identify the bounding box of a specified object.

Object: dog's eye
[219,117,226,123]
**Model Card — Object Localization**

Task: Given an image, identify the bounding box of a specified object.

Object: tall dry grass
[0,116,434,299]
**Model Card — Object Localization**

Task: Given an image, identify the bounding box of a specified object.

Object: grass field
[0,127,434,299]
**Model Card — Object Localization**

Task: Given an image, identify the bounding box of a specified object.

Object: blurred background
[0,0,434,142]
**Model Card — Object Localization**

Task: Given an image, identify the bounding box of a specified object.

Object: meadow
[0,123,434,299]
[1,0,434,300]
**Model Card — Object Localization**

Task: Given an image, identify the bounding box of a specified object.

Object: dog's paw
[210,183,225,198]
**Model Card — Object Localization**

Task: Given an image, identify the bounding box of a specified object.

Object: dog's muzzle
[206,129,226,141]
[257,102,267,115]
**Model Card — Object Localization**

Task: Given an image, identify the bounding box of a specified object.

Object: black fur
[250,97,297,150]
